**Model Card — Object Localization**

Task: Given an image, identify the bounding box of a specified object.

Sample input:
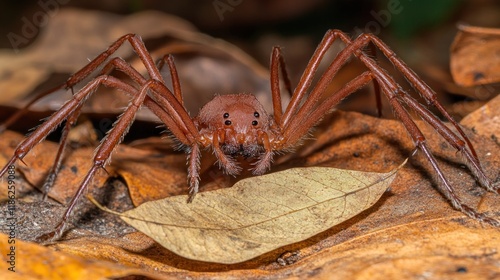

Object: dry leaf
[450,24,500,87]
[94,162,404,264]
[0,233,167,280]
[275,218,500,279]
[460,94,500,142]
[110,145,187,206]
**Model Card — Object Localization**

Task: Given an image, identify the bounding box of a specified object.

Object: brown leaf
[110,145,187,206]
[94,163,403,264]
[460,94,500,142]
[269,218,500,279]
[450,24,500,87]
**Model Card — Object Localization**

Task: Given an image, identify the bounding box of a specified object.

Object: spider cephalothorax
[0,30,498,241]
[195,94,280,176]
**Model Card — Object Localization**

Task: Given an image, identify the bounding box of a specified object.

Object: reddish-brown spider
[0,30,498,241]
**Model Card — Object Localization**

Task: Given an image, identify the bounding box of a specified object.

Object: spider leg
[65,34,165,85]
[1,34,204,238]
[398,93,497,192]
[1,33,167,133]
[252,131,274,175]
[211,129,241,176]
[187,143,201,202]
[278,31,380,144]
[97,57,195,144]
[363,35,480,161]
[83,55,205,199]
[280,71,375,148]
[0,74,200,241]
[345,38,498,223]
[333,32,495,194]
[270,47,283,124]
[127,79,204,198]
[281,32,336,127]
[9,33,196,142]
[365,43,383,117]
[1,35,196,196]
[298,29,494,195]
[0,75,156,183]
[276,29,497,225]
[156,54,184,106]
[376,80,499,226]
[0,76,117,179]
[23,55,196,200]
[37,78,157,242]
[280,30,377,134]
[270,46,293,125]
[38,60,146,199]
[81,34,199,143]
[280,29,478,171]
[41,105,83,201]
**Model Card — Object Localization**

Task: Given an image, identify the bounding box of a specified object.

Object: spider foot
[459,204,500,227]
[41,172,58,201]
[217,156,242,177]
[186,174,200,203]
[252,152,273,175]
[187,182,199,203]
[488,178,500,194]
[36,220,67,244]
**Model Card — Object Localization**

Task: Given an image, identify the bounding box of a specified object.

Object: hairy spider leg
[271,29,497,225]
[40,105,83,200]
[270,46,293,124]
[36,78,155,241]
[343,32,494,193]
[0,72,201,241]
[156,54,185,106]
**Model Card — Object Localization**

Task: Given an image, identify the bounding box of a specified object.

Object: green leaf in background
[383,0,462,38]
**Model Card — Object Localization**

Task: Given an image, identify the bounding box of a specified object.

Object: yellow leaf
[0,233,166,280]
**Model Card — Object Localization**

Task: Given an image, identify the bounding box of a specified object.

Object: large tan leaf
[95,163,403,264]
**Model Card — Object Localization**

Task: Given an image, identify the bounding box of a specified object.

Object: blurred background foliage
[1,0,498,47]
[0,0,499,117]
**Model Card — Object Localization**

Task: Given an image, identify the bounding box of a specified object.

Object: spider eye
[225,120,232,125]
[254,112,260,118]
[252,120,258,126]
[223,113,229,118]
